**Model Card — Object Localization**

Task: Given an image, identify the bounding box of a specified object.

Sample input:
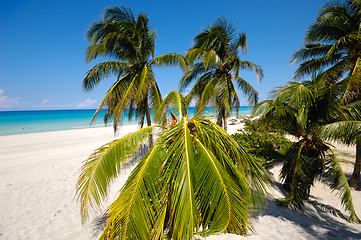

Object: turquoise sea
[0,107,252,136]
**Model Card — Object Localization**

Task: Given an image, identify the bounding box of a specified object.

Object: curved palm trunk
[349,137,361,188]
[217,107,227,131]
[145,99,153,148]
[216,110,223,128]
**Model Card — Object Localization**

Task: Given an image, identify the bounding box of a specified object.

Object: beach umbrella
[229,118,238,125]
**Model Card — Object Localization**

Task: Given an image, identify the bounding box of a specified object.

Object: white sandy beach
[1,123,361,239]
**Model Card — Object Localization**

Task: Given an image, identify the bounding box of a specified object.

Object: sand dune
[0,124,360,239]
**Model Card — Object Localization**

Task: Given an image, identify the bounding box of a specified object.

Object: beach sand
[0,123,360,239]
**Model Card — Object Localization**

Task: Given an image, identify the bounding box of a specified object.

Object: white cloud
[39,99,50,107]
[0,89,19,108]
[38,99,74,109]
[36,98,96,109]
[77,99,97,108]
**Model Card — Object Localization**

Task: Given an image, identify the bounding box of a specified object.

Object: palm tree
[83,5,187,133]
[76,91,269,239]
[253,74,360,222]
[180,17,264,131]
[291,0,361,187]
[320,100,361,188]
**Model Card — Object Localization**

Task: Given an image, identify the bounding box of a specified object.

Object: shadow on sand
[256,166,361,239]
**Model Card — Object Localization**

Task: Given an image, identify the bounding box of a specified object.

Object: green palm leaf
[76,126,154,223]
[275,0,361,216]
[235,76,259,105]
[84,5,186,132]
[181,18,263,129]
[148,79,163,113]
[83,61,129,91]
[184,48,203,65]
[238,61,264,83]
[152,53,188,71]
[112,72,142,127]
[202,49,219,71]
[192,118,269,209]
[323,152,361,223]
[77,91,269,238]
[100,140,165,239]
[89,72,132,126]
[154,90,187,125]
[162,117,199,239]
[193,137,251,235]
[278,141,309,210]
[134,65,149,102]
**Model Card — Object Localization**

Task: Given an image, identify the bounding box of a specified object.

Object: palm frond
[160,117,199,239]
[321,120,361,145]
[76,126,154,223]
[230,31,247,55]
[192,118,269,210]
[339,57,361,104]
[193,137,252,235]
[103,5,135,23]
[148,79,163,113]
[100,139,166,239]
[152,53,188,71]
[238,61,264,83]
[134,65,149,102]
[89,72,132,126]
[278,141,311,210]
[235,76,259,106]
[82,61,129,91]
[200,75,222,108]
[202,49,220,71]
[179,62,207,92]
[154,90,187,126]
[323,152,361,223]
[184,48,203,65]
[112,73,140,128]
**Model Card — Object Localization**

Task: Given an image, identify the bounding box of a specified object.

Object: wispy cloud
[39,99,50,107]
[38,99,74,109]
[0,89,19,108]
[77,99,97,108]
[36,98,97,109]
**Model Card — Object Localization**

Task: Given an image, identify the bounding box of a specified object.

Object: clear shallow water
[0,107,252,136]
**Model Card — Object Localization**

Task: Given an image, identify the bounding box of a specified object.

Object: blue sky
[0,0,326,111]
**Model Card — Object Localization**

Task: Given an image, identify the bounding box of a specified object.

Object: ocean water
[0,107,252,136]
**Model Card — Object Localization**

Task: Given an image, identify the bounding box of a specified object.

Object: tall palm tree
[291,0,361,187]
[76,91,269,239]
[180,18,264,131]
[83,5,187,133]
[253,74,360,222]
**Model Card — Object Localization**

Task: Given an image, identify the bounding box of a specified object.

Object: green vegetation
[180,18,264,131]
[78,1,361,239]
[83,6,186,132]
[77,91,268,239]
[232,119,292,167]
[254,74,360,222]
[291,0,361,188]
[241,118,287,135]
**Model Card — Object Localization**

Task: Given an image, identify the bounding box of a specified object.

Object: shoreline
[0,108,252,137]
[0,123,360,239]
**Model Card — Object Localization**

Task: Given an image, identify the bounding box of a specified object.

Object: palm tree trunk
[145,100,153,148]
[216,112,223,127]
[349,137,361,188]
[223,116,227,132]
[217,107,228,131]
